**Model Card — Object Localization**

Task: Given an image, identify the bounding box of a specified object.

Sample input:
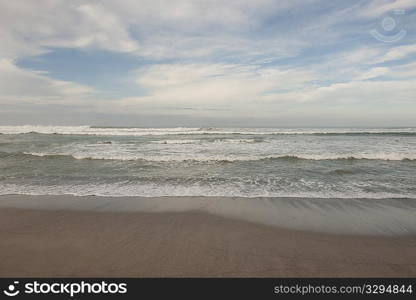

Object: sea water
[0,126,415,198]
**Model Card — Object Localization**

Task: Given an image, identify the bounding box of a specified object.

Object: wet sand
[1,196,416,277]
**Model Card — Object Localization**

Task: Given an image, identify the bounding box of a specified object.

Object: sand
[0,196,416,277]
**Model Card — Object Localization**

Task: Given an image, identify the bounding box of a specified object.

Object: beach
[1,126,416,277]
[2,0,416,285]
[1,195,415,277]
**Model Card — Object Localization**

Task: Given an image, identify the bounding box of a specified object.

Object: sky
[0,0,415,127]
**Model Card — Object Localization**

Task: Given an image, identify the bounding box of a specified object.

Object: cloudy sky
[0,0,415,127]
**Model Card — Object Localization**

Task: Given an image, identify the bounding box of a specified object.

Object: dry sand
[1,202,416,277]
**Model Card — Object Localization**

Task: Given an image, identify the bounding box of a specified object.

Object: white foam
[0,125,201,136]
[23,151,416,161]
[151,139,200,144]
[150,138,262,144]
[0,182,413,199]
[1,125,416,136]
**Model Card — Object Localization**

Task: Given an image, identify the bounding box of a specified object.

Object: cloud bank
[0,0,415,126]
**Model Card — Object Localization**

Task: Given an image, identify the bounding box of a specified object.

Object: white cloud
[0,59,95,104]
[103,0,295,31]
[376,44,416,63]
[75,4,139,52]
[280,79,416,105]
[360,0,416,18]
[117,58,414,116]
[118,63,316,113]
[337,47,383,65]
[0,0,139,59]
[301,44,416,83]
[0,0,312,61]
[354,67,390,80]
[0,0,415,125]
[390,61,416,78]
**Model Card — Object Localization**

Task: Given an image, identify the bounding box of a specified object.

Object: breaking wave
[11,151,416,162]
[1,125,416,136]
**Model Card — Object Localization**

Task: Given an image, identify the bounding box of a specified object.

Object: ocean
[0,126,415,198]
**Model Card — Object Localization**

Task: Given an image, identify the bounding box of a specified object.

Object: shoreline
[0,195,416,277]
[1,195,416,236]
[1,205,416,277]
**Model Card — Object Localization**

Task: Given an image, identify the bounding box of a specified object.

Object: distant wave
[151,138,264,144]
[9,151,416,162]
[151,139,199,144]
[1,125,416,136]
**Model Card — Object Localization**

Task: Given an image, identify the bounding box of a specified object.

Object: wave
[329,169,357,175]
[151,139,199,144]
[1,125,416,136]
[11,151,416,162]
[213,138,264,144]
[151,138,264,144]
[0,182,414,199]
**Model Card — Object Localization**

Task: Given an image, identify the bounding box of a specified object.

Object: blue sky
[0,0,415,126]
